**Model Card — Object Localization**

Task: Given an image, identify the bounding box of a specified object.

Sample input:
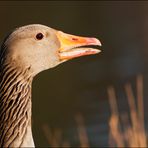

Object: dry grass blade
[42,124,62,147]
[75,113,89,148]
[123,75,147,147]
[125,83,139,146]
[41,76,147,147]
[42,124,53,146]
[107,86,124,147]
[108,79,147,147]
[125,83,138,133]
[107,86,119,116]
[137,75,144,123]
[136,75,147,147]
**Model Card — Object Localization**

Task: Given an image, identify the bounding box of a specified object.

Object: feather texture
[0,59,34,147]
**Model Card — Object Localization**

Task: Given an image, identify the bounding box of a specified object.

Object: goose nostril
[72,38,78,41]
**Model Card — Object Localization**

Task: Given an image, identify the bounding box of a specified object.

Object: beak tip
[89,37,102,46]
[95,49,101,54]
[95,38,102,46]
[98,40,102,46]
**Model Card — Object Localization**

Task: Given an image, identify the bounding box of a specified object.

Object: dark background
[0,1,148,147]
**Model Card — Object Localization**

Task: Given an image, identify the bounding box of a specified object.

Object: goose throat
[0,64,34,147]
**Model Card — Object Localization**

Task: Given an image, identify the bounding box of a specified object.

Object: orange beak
[56,31,101,61]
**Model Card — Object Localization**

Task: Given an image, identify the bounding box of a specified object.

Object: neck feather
[0,63,34,147]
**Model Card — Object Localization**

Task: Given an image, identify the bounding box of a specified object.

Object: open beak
[56,31,101,61]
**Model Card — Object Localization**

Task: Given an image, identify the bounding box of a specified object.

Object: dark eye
[36,33,44,40]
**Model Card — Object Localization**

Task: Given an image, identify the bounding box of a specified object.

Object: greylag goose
[0,24,101,147]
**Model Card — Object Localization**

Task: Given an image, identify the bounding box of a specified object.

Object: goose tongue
[56,31,101,61]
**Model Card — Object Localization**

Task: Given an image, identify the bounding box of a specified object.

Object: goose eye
[36,33,44,40]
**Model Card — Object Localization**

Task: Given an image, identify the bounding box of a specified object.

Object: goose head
[1,24,101,76]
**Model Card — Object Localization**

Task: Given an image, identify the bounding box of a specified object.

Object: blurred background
[0,1,148,147]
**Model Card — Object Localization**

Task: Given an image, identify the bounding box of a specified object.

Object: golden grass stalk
[42,124,59,147]
[108,75,147,147]
[42,75,147,147]
[75,113,89,148]
[107,86,125,147]
[42,123,69,147]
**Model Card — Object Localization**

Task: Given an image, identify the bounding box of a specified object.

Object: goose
[0,24,101,147]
